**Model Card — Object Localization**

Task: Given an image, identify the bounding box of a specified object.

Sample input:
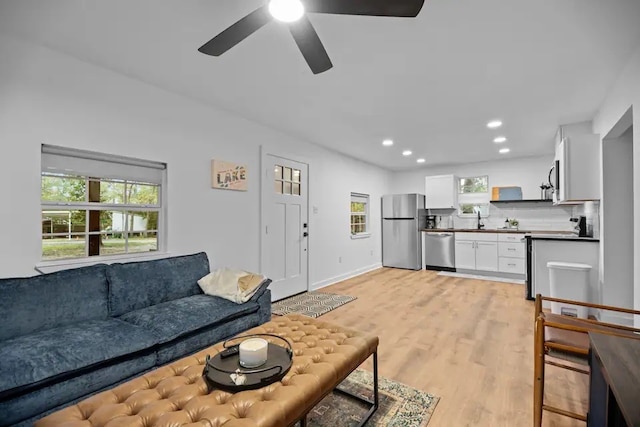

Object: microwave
[549,159,560,203]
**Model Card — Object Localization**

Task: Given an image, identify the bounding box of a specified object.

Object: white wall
[593,43,640,326]
[390,155,578,231]
[391,155,554,198]
[601,127,634,320]
[0,35,390,289]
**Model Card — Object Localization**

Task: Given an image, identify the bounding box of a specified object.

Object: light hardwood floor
[317,267,588,427]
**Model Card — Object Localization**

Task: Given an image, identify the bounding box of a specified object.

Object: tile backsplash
[429,201,600,235]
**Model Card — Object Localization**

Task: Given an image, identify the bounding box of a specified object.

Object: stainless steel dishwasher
[423,231,456,271]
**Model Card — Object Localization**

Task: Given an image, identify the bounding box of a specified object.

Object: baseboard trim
[311,263,382,291]
[597,310,635,327]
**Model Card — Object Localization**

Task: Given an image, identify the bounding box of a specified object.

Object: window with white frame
[350,193,370,237]
[41,145,166,261]
[458,176,490,216]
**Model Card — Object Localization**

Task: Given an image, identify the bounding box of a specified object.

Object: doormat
[437,271,525,284]
[272,291,357,318]
[301,369,439,426]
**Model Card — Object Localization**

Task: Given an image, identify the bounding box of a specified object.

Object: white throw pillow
[197,268,266,304]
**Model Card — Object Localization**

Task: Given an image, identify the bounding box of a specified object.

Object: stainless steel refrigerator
[382,194,426,270]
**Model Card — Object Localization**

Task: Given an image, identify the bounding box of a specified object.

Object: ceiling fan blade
[198,6,272,56]
[302,0,425,17]
[289,16,333,74]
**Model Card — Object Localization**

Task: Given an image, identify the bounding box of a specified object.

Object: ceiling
[1,0,639,170]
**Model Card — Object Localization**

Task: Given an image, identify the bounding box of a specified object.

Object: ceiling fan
[198,0,425,74]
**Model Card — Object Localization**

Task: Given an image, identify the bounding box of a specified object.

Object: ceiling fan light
[269,0,305,22]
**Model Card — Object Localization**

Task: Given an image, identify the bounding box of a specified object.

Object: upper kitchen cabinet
[425,174,457,209]
[552,134,600,204]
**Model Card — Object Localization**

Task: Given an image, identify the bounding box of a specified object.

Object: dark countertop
[589,332,640,426]
[527,234,600,242]
[421,229,599,242]
[422,228,570,235]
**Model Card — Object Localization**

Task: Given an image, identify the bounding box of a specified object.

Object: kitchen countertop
[421,229,600,242]
[421,228,570,234]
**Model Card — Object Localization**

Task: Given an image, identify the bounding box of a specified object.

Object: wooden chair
[533,294,640,426]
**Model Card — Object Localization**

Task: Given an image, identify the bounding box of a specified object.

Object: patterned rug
[272,291,357,318]
[302,369,439,426]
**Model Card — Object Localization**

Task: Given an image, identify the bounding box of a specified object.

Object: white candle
[239,338,268,368]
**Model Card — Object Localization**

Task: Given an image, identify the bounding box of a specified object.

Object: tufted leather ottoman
[35,314,379,427]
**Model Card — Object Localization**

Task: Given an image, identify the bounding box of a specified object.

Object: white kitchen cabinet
[455,233,498,271]
[425,175,457,209]
[553,134,600,204]
[475,241,498,271]
[454,241,476,270]
[499,257,525,274]
[497,233,526,275]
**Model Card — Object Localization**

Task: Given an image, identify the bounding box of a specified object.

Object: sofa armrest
[254,285,272,325]
[249,279,272,303]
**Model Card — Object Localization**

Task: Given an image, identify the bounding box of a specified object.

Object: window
[274,165,301,196]
[41,145,166,261]
[458,176,490,216]
[350,193,370,238]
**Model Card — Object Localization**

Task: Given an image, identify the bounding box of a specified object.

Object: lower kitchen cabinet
[475,241,498,271]
[455,233,498,272]
[498,233,526,275]
[454,240,476,270]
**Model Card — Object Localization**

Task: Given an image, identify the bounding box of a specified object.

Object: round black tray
[203,343,292,392]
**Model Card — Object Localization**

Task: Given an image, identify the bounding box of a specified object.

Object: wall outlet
[370,250,374,256]
[338,256,342,263]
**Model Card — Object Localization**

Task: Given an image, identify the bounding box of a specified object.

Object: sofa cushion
[108,252,210,316]
[0,264,109,342]
[118,294,259,345]
[0,353,156,427]
[0,319,157,396]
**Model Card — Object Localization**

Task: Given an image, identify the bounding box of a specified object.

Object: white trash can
[547,261,592,319]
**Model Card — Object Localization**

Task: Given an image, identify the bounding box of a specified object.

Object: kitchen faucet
[477,210,485,230]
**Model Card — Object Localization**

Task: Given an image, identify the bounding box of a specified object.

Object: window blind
[41,144,166,185]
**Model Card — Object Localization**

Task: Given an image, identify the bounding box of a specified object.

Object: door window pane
[293,169,301,183]
[274,166,283,179]
[284,182,292,195]
[292,183,300,196]
[283,167,292,181]
[274,181,283,194]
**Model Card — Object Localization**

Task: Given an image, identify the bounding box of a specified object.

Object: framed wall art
[211,159,248,191]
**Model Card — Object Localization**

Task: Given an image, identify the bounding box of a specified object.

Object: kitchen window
[458,175,490,217]
[350,193,370,238]
[41,144,166,262]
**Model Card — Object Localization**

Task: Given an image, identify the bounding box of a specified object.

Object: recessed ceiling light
[382,139,394,146]
[487,120,503,129]
[268,0,305,23]
[499,148,510,154]
[494,136,507,143]
[417,158,426,163]
[402,150,412,156]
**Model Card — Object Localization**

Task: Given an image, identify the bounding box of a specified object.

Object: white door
[263,155,309,301]
[455,241,476,270]
[475,241,498,272]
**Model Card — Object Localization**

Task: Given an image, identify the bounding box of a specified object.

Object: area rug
[302,369,439,426]
[272,291,357,318]
[437,271,525,285]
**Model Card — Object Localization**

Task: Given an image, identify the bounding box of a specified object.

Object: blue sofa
[0,252,271,426]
